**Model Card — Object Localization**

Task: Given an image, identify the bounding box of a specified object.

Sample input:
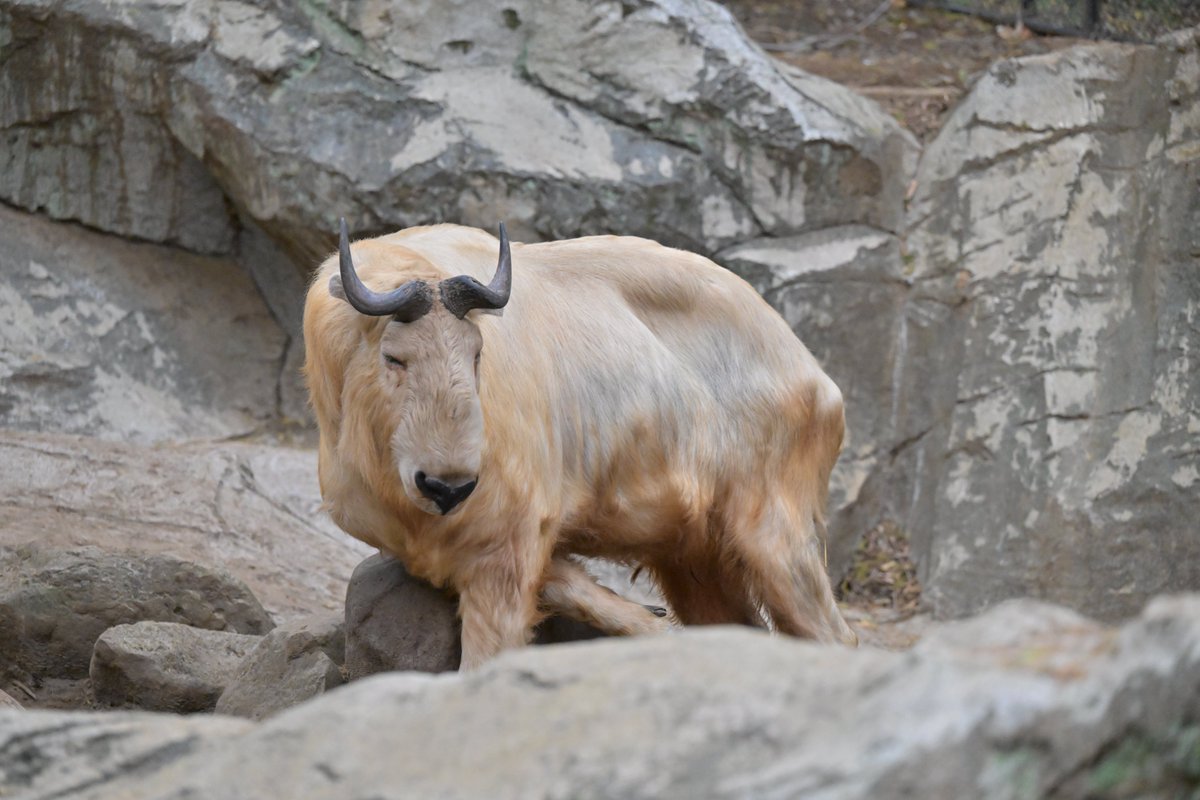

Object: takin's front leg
[456,555,544,671]
[539,557,672,637]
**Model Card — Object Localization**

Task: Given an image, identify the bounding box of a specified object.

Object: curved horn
[332,218,433,322]
[439,222,512,319]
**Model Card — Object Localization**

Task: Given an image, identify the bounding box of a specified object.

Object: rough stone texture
[90,622,261,712]
[344,554,462,677]
[0,0,915,272]
[0,3,238,257]
[0,711,253,800]
[0,204,291,442]
[896,34,1200,619]
[0,545,272,682]
[719,226,909,576]
[4,595,1200,799]
[0,430,375,624]
[215,614,344,720]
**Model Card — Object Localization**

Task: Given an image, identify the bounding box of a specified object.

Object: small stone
[215,614,345,720]
[90,622,261,712]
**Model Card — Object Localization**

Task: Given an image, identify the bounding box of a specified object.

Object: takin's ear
[328,274,347,301]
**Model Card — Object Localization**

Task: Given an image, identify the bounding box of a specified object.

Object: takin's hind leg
[651,553,765,628]
[730,497,857,646]
[539,557,672,637]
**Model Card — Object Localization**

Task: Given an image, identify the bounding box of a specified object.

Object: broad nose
[414,471,477,514]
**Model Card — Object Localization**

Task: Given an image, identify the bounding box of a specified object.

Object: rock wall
[0,205,289,441]
[895,32,1200,619]
[0,0,915,269]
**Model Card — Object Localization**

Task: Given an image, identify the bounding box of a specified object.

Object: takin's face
[331,218,511,517]
[379,309,485,516]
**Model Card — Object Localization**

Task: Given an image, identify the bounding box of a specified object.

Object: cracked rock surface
[0,0,915,269]
[0,204,290,443]
[3,595,1199,799]
[895,33,1200,620]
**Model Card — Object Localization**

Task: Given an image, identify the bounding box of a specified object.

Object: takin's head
[328,219,510,517]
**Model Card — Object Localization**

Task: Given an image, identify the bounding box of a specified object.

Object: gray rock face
[896,35,1200,619]
[0,545,273,681]
[0,430,374,624]
[0,204,289,443]
[0,3,237,257]
[90,622,261,712]
[215,614,345,720]
[4,595,1200,799]
[0,0,914,272]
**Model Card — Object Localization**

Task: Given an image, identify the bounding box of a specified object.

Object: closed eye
[383,354,407,371]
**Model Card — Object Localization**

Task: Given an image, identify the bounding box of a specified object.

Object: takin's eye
[474,350,481,371]
[383,354,407,371]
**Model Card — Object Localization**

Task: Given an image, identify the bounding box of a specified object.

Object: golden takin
[304,220,856,669]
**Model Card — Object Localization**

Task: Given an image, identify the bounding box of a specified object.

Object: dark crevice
[888,425,934,463]
[0,197,236,262]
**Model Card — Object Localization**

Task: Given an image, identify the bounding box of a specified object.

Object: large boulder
[90,622,262,712]
[3,594,1200,799]
[0,0,915,275]
[0,545,272,682]
[895,32,1200,619]
[344,554,462,678]
[0,430,374,624]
